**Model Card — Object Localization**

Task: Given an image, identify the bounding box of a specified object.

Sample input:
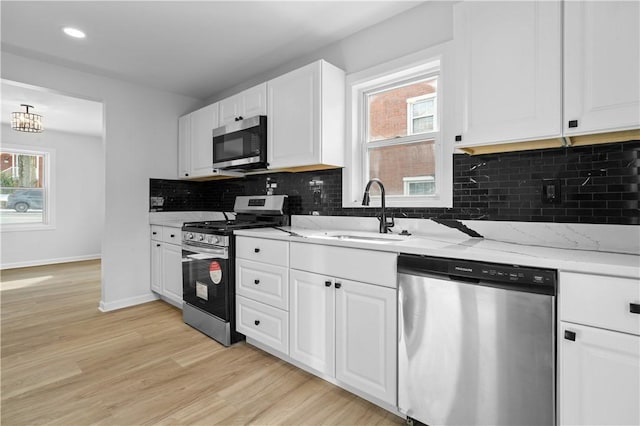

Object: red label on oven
[209,261,222,284]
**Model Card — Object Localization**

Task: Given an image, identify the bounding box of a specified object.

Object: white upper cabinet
[564,1,640,135]
[267,60,345,170]
[219,82,267,127]
[189,102,219,178]
[178,114,191,178]
[453,0,562,147]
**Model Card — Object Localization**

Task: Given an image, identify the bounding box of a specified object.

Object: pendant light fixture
[11,104,43,133]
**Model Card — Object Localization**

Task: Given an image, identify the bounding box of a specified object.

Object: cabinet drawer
[560,272,640,336]
[150,225,163,241]
[236,236,289,266]
[290,242,397,288]
[236,295,288,354]
[162,227,182,245]
[236,259,288,310]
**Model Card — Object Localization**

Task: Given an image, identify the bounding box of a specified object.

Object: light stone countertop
[149,211,235,228]
[234,222,640,280]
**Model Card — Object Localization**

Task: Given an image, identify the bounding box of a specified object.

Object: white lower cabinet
[236,295,288,354]
[289,268,397,406]
[289,269,335,375]
[560,322,640,426]
[235,236,290,355]
[335,277,397,404]
[150,225,183,308]
[558,271,640,425]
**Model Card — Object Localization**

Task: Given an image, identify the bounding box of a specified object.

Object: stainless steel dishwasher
[398,254,557,426]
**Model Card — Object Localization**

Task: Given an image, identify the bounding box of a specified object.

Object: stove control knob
[198,234,204,241]
[212,236,220,244]
[187,233,194,240]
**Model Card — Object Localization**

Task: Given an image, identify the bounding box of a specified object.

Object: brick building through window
[366,78,437,196]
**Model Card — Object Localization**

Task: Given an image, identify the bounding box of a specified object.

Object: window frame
[1,144,56,232]
[342,42,453,208]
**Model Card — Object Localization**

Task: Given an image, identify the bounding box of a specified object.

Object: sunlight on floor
[0,275,53,291]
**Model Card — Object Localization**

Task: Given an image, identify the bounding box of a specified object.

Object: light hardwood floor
[0,260,404,425]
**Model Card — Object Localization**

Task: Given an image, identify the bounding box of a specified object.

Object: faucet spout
[362,178,393,233]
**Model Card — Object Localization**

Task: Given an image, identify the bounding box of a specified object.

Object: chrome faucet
[362,178,394,233]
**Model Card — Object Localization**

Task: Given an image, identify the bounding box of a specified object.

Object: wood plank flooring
[0,260,404,425]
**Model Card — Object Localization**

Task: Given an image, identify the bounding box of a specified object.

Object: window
[1,145,55,230]
[343,43,453,208]
[403,176,435,195]
[407,93,436,135]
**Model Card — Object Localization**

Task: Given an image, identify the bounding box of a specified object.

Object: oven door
[182,244,230,321]
[212,115,266,170]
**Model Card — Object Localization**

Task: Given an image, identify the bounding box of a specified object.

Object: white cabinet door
[219,83,267,127]
[178,114,191,179]
[218,96,238,127]
[241,82,267,119]
[190,103,218,177]
[268,62,320,169]
[335,279,396,405]
[560,322,640,426]
[150,240,162,293]
[454,0,562,147]
[564,1,640,135]
[267,60,344,169]
[289,269,335,376]
[161,243,183,306]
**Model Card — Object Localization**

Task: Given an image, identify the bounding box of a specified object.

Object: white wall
[210,1,455,102]
[1,125,104,268]
[1,51,200,311]
[0,1,453,310]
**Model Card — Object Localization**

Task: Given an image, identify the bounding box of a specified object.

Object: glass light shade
[11,105,43,133]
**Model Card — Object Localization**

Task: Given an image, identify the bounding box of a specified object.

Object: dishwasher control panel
[449,261,556,286]
[398,254,557,295]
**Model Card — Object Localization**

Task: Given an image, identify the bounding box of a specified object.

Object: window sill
[342,197,452,209]
[1,223,56,232]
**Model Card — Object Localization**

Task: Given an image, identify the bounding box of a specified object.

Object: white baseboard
[99,293,159,312]
[0,254,101,270]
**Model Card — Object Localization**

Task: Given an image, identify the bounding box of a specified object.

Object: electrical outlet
[541,179,561,204]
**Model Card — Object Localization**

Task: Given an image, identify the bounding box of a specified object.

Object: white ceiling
[2,80,103,137]
[1,1,423,101]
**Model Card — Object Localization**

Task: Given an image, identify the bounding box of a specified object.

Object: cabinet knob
[185,173,189,177]
[254,279,260,285]
[170,234,175,238]
[254,248,260,253]
[564,330,576,341]
[325,280,332,287]
[630,303,640,314]
[238,116,243,121]
[335,282,342,289]
[568,120,578,128]
[254,320,260,326]
[455,135,462,142]
[152,232,157,235]
[156,244,161,247]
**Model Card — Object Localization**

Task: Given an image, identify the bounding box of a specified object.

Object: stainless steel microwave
[212,115,267,170]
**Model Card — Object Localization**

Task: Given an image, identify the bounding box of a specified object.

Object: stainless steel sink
[308,231,409,244]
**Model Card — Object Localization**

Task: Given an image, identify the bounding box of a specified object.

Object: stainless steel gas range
[181,195,288,346]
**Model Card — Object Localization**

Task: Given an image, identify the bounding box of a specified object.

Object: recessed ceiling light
[63,27,86,39]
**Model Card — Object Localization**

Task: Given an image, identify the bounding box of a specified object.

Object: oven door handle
[182,244,229,259]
